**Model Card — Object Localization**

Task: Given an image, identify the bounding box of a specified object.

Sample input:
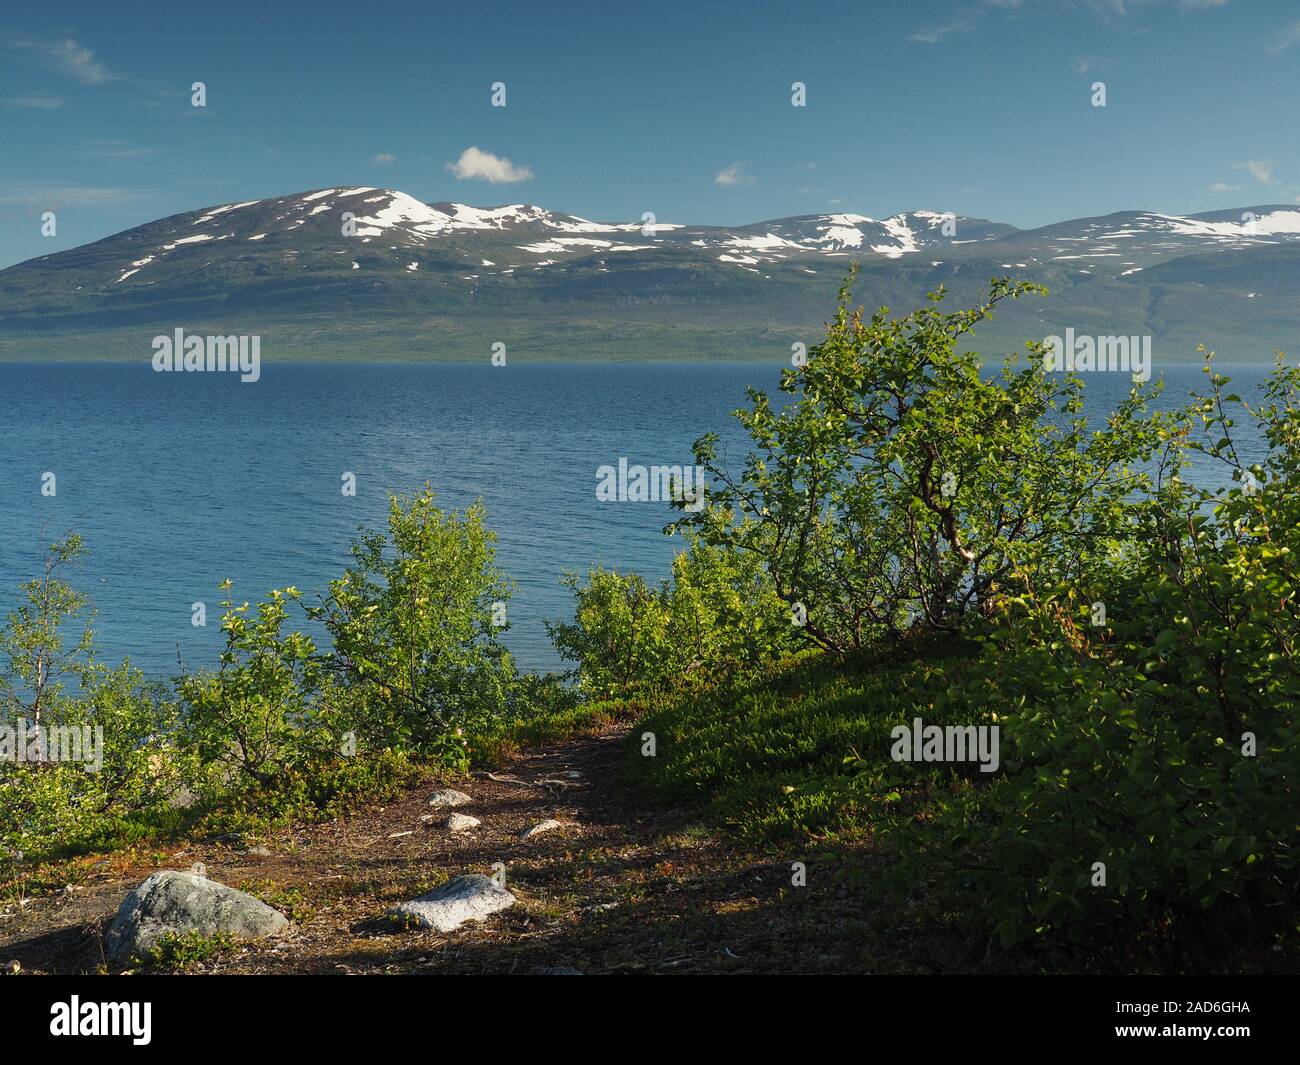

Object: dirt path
[0,725,870,974]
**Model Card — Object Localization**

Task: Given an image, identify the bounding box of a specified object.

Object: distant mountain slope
[1,189,1296,360]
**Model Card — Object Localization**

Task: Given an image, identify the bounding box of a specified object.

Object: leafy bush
[677,272,1170,651]
[0,537,183,862]
[310,486,520,769]
[178,584,333,796]
[547,536,794,697]
[883,356,1300,967]
[134,930,235,972]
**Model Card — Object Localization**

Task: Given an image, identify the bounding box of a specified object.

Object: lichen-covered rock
[444,813,480,833]
[389,875,516,933]
[519,819,563,840]
[427,788,473,808]
[105,871,289,965]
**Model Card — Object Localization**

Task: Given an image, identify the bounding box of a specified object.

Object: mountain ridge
[3,188,1297,362]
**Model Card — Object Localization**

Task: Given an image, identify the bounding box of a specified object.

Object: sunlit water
[0,360,1275,679]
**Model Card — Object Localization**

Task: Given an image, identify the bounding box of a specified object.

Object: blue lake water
[0,360,1277,679]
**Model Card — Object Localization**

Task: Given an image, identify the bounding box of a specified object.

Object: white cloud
[445,146,533,184]
[10,35,114,84]
[715,162,754,188]
[371,153,398,165]
[1208,182,1243,193]
[1266,19,1300,52]
[3,93,64,109]
[1234,159,1275,185]
[908,18,974,43]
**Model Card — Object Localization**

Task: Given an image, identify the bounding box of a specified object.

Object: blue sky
[3,0,1298,267]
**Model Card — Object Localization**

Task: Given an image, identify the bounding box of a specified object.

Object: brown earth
[0,726,879,975]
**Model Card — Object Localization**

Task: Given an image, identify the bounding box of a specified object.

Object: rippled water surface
[0,360,1274,677]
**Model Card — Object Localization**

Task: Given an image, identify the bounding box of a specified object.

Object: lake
[0,360,1276,678]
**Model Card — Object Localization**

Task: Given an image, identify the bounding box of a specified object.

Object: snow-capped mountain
[43,188,1017,288]
[997,207,1300,271]
[2,188,1297,360]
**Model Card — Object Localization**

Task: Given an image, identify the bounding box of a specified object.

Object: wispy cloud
[76,139,155,160]
[3,93,64,109]
[0,184,143,208]
[8,35,115,84]
[715,162,755,188]
[445,146,533,184]
[1208,181,1242,193]
[1234,159,1275,185]
[371,153,398,166]
[908,17,975,44]
[1062,0,1228,19]
[1265,19,1300,52]
[909,0,1033,44]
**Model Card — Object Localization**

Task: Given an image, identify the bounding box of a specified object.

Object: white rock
[389,875,516,933]
[444,813,480,833]
[519,819,563,840]
[427,788,472,808]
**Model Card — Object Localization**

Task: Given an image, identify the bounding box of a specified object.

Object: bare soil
[0,726,876,975]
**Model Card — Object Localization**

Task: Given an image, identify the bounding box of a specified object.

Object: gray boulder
[105,870,289,965]
[520,818,563,840]
[427,788,473,808]
[389,874,516,933]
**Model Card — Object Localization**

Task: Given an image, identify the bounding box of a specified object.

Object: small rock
[388,874,515,933]
[105,870,290,966]
[444,813,480,833]
[427,788,472,808]
[245,845,272,856]
[3,960,19,975]
[519,819,563,840]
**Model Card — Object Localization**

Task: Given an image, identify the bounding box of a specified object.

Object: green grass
[133,930,237,973]
[624,643,980,847]
[470,696,643,764]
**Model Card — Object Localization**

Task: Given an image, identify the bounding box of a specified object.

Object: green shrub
[134,930,235,972]
[310,486,519,768]
[178,584,334,797]
[881,356,1300,969]
[0,537,184,862]
[547,536,794,697]
[676,272,1170,651]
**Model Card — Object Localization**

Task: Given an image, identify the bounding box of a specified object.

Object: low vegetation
[2,273,1296,973]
